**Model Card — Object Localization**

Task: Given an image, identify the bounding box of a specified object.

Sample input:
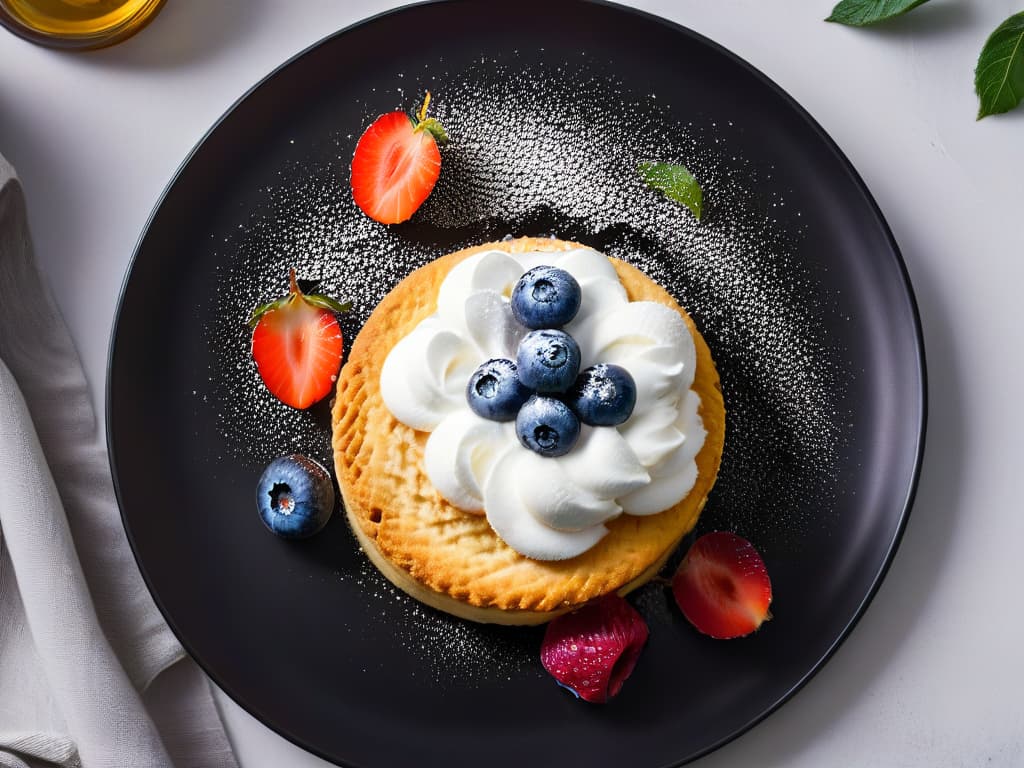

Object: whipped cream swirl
[380,247,705,561]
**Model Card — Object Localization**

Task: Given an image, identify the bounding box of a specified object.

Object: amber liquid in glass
[0,0,165,49]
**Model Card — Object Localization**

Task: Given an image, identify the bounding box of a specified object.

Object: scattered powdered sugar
[339,556,543,686]
[204,54,848,670]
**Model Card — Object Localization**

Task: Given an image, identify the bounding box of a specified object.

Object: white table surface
[3,1,1023,765]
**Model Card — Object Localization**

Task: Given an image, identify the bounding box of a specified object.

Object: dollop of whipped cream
[380,247,705,561]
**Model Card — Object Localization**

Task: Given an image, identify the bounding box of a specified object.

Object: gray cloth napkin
[0,155,238,768]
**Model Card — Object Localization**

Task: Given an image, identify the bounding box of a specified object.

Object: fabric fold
[0,155,237,768]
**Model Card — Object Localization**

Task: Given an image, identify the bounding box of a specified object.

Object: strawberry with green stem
[249,269,351,409]
[350,91,448,224]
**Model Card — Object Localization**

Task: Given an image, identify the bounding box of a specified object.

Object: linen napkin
[0,154,238,768]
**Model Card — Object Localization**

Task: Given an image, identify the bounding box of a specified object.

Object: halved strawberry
[540,594,649,703]
[249,269,350,409]
[672,531,773,639]
[350,91,447,224]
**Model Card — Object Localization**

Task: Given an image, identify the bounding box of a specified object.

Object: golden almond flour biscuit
[332,237,724,624]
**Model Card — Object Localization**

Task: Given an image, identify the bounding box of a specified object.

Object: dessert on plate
[331,236,724,625]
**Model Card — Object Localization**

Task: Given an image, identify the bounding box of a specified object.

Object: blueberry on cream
[511,265,582,329]
[516,329,581,393]
[466,358,531,421]
[566,363,637,427]
[515,395,581,458]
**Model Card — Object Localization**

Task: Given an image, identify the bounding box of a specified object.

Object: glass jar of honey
[0,0,166,50]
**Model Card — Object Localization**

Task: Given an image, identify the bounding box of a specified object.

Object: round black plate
[108,2,925,766]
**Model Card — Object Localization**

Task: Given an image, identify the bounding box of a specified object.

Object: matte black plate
[108,2,925,766]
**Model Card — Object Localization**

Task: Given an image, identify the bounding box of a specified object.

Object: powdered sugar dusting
[204,54,848,666]
[342,556,542,685]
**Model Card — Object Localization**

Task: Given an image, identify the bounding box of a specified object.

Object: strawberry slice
[672,531,773,639]
[350,91,448,224]
[249,269,350,409]
[540,594,649,703]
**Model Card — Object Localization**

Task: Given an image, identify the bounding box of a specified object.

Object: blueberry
[516,395,581,457]
[511,266,582,329]
[466,358,531,421]
[565,364,637,426]
[516,329,581,393]
[256,454,335,539]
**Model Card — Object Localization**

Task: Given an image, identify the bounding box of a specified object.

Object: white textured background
[1,1,1022,765]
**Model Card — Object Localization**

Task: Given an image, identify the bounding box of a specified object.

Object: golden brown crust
[331,237,725,624]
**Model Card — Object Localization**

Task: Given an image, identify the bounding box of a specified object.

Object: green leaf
[975,12,1024,119]
[304,294,353,315]
[638,161,703,220]
[246,291,350,328]
[415,117,448,144]
[410,91,448,144]
[247,299,282,328]
[825,0,931,26]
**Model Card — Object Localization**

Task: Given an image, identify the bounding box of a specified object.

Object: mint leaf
[638,161,703,220]
[975,12,1024,119]
[826,0,931,26]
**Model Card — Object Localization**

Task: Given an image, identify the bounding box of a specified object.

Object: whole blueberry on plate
[566,364,637,426]
[256,454,335,539]
[511,265,582,329]
[466,358,531,421]
[516,328,581,393]
[516,395,581,457]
